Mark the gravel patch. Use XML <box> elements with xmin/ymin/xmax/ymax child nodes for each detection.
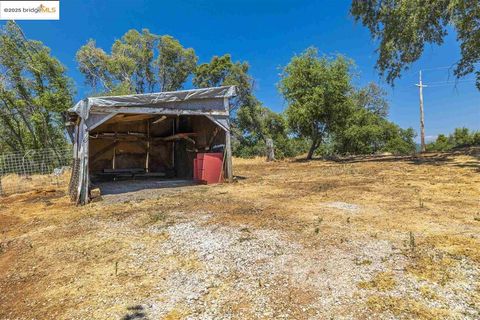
<box><xmin>323</xmin><ymin>201</ymin><xmax>361</xmax><ymax>213</ymax></box>
<box><xmin>107</xmin><ymin>214</ymin><xmax>396</xmax><ymax>319</ymax></box>
<box><xmin>97</xmin><ymin>179</ymin><xmax>199</xmax><ymax>204</ymax></box>
<box><xmin>57</xmin><ymin>211</ymin><xmax>480</xmax><ymax>319</ymax></box>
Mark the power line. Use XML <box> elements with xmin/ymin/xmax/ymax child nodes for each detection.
<box><xmin>426</xmin><ymin>78</ymin><xmax>476</xmax><ymax>85</ymax></box>
<box><xmin>425</xmin><ymin>79</ymin><xmax>477</xmax><ymax>88</ymax></box>
<box><xmin>413</xmin><ymin>67</ymin><xmax>478</xmax><ymax>153</ymax></box>
<box><xmin>420</xmin><ymin>62</ymin><xmax>480</xmax><ymax>73</ymax></box>
<box><xmin>421</xmin><ymin>66</ymin><xmax>454</xmax><ymax>72</ymax></box>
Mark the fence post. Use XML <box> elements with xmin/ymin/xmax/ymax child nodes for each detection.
<box><xmin>266</xmin><ymin>138</ymin><xmax>275</xmax><ymax>162</ymax></box>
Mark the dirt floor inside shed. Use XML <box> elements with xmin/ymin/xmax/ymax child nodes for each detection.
<box><xmin>0</xmin><ymin>150</ymin><xmax>479</xmax><ymax>319</ymax></box>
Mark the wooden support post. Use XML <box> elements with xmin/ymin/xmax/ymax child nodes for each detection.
<box><xmin>146</xmin><ymin>120</ymin><xmax>150</xmax><ymax>173</ymax></box>
<box><xmin>225</xmin><ymin>129</ymin><xmax>233</xmax><ymax>182</ymax></box>
<box><xmin>171</xmin><ymin>118</ymin><xmax>175</xmax><ymax>169</ymax></box>
<box><xmin>112</xmin><ymin>131</ymin><xmax>116</xmax><ymax>170</ymax></box>
<box><xmin>112</xmin><ymin>145</ymin><xmax>116</xmax><ymax>170</ymax></box>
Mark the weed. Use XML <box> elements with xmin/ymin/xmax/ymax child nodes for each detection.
<box><xmin>238</xmin><ymin>235</ymin><xmax>253</xmax><ymax>242</ymax></box>
<box><xmin>358</xmin><ymin>272</ymin><xmax>396</xmax><ymax>291</ymax></box>
<box><xmin>366</xmin><ymin>295</ymin><xmax>451</xmax><ymax>320</ymax></box>
<box><xmin>149</xmin><ymin>211</ymin><xmax>166</xmax><ymax>224</ymax></box>
<box><xmin>407</xmin><ymin>252</ymin><xmax>455</xmax><ymax>285</ymax></box>
<box><xmin>354</xmin><ymin>257</ymin><xmax>372</xmax><ymax>266</ymax></box>
<box><xmin>164</xmin><ymin>308</ymin><xmax>188</xmax><ymax>320</ymax></box>
<box><xmin>314</xmin><ymin>217</ymin><xmax>323</xmax><ymax>234</ymax></box>
<box><xmin>419</xmin><ymin>286</ymin><xmax>439</xmax><ymax>300</ymax></box>
<box><xmin>409</xmin><ymin>231</ymin><xmax>416</xmax><ymax>253</ymax></box>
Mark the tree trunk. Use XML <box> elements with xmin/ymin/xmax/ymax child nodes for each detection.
<box><xmin>306</xmin><ymin>138</ymin><xmax>318</xmax><ymax>160</ymax></box>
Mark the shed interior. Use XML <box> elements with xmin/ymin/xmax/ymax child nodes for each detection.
<box><xmin>89</xmin><ymin>113</ymin><xmax>225</xmax><ymax>183</ymax></box>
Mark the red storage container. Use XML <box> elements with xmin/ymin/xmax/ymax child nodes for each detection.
<box><xmin>194</xmin><ymin>153</ymin><xmax>223</xmax><ymax>184</ymax></box>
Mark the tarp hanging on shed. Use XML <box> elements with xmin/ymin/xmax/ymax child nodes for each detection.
<box><xmin>206</xmin><ymin>115</ymin><xmax>230</xmax><ymax>132</ymax></box>
<box><xmin>71</xmin><ymin>86</ymin><xmax>236</xmax><ymax>119</ymax></box>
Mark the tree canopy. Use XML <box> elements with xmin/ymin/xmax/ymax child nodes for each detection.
<box><xmin>76</xmin><ymin>29</ymin><xmax>198</xmax><ymax>95</ymax></box>
<box><xmin>279</xmin><ymin>47</ymin><xmax>354</xmax><ymax>159</ymax></box>
<box><xmin>353</xmin><ymin>82</ymin><xmax>389</xmax><ymax>118</ymax></box>
<box><xmin>351</xmin><ymin>0</ymin><xmax>480</xmax><ymax>89</ymax></box>
<box><xmin>193</xmin><ymin>54</ymin><xmax>255</xmax><ymax>111</ymax></box>
<box><xmin>427</xmin><ymin>127</ymin><xmax>480</xmax><ymax>151</ymax></box>
<box><xmin>331</xmin><ymin>81</ymin><xmax>414</xmax><ymax>155</ymax></box>
<box><xmin>192</xmin><ymin>54</ymin><xmax>287</xmax><ymax>157</ymax></box>
<box><xmin>333</xmin><ymin>105</ymin><xmax>416</xmax><ymax>155</ymax></box>
<box><xmin>235</xmin><ymin>103</ymin><xmax>304</xmax><ymax>159</ymax></box>
<box><xmin>0</xmin><ymin>21</ymin><xmax>74</xmax><ymax>153</ymax></box>
<box><xmin>157</xmin><ymin>35</ymin><xmax>198</xmax><ymax>92</ymax></box>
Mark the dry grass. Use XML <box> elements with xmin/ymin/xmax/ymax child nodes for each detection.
<box><xmin>1</xmin><ymin>169</ymin><xmax>70</xmax><ymax>196</ymax></box>
<box><xmin>419</xmin><ymin>285</ymin><xmax>439</xmax><ymax>300</ymax></box>
<box><xmin>0</xmin><ymin>149</ymin><xmax>479</xmax><ymax>319</ymax></box>
<box><xmin>407</xmin><ymin>251</ymin><xmax>457</xmax><ymax>285</ymax></box>
<box><xmin>366</xmin><ymin>295</ymin><xmax>451</xmax><ymax>320</ymax></box>
<box><xmin>358</xmin><ymin>271</ymin><xmax>397</xmax><ymax>291</ymax></box>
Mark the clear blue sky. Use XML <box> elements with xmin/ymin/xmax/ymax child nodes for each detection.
<box><xmin>4</xmin><ymin>0</ymin><xmax>479</xmax><ymax>141</ymax></box>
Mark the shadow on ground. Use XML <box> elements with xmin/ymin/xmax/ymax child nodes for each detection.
<box><xmin>96</xmin><ymin>179</ymin><xmax>197</xmax><ymax>195</ymax></box>
<box><xmin>121</xmin><ymin>305</ymin><xmax>147</xmax><ymax>320</ymax></box>
<box><xmin>297</xmin><ymin>147</ymin><xmax>480</xmax><ymax>171</ymax></box>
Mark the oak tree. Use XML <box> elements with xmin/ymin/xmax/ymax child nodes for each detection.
<box><xmin>279</xmin><ymin>47</ymin><xmax>354</xmax><ymax>159</ymax></box>
<box><xmin>351</xmin><ymin>0</ymin><xmax>480</xmax><ymax>89</ymax></box>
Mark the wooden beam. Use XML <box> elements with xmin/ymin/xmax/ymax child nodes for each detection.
<box><xmin>90</xmin><ymin>132</ymin><xmax>146</xmax><ymax>139</ymax></box>
<box><xmin>90</xmin><ymin>132</ymin><xmax>196</xmax><ymax>142</ymax></box>
<box><xmin>152</xmin><ymin>115</ymin><xmax>167</xmax><ymax>124</ymax></box>
<box><xmin>159</xmin><ymin>133</ymin><xmax>197</xmax><ymax>142</ymax></box>
<box><xmin>93</xmin><ymin>107</ymin><xmax>228</xmax><ymax>116</ymax></box>
<box><xmin>110</xmin><ymin>114</ymin><xmax>154</xmax><ymax>123</ymax></box>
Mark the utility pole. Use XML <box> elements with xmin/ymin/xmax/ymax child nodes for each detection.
<box><xmin>415</xmin><ymin>70</ymin><xmax>427</xmax><ymax>153</ymax></box>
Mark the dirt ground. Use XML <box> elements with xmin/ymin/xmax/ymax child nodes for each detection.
<box><xmin>1</xmin><ymin>150</ymin><xmax>479</xmax><ymax>319</ymax></box>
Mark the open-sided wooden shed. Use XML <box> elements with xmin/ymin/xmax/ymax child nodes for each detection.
<box><xmin>68</xmin><ymin>86</ymin><xmax>236</xmax><ymax>205</ymax></box>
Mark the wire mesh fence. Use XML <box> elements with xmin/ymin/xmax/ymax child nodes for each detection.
<box><xmin>0</xmin><ymin>147</ymin><xmax>72</xmax><ymax>196</ymax></box>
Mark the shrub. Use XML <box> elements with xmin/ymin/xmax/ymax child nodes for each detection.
<box><xmin>426</xmin><ymin>128</ymin><xmax>479</xmax><ymax>152</ymax></box>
